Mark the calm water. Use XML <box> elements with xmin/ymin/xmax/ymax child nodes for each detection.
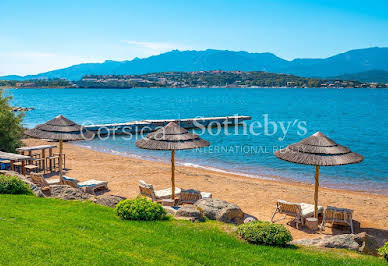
<box><xmin>6</xmin><ymin>88</ymin><xmax>388</xmax><ymax>194</ymax></box>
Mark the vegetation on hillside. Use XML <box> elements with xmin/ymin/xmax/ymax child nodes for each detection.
<box><xmin>0</xmin><ymin>195</ymin><xmax>384</xmax><ymax>265</ymax></box>
<box><xmin>77</xmin><ymin>71</ymin><xmax>384</xmax><ymax>88</ymax></box>
<box><xmin>0</xmin><ymin>90</ymin><xmax>24</xmax><ymax>152</ymax></box>
<box><xmin>0</xmin><ymin>78</ymin><xmax>72</xmax><ymax>88</ymax></box>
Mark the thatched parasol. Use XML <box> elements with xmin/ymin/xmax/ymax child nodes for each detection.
<box><xmin>274</xmin><ymin>131</ymin><xmax>363</xmax><ymax>217</ymax></box>
<box><xmin>136</xmin><ymin>122</ymin><xmax>210</xmax><ymax>200</ymax></box>
<box><xmin>25</xmin><ymin>115</ymin><xmax>94</xmax><ymax>178</ymax></box>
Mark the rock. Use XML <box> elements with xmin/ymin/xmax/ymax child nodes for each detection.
<box><xmin>163</xmin><ymin>206</ymin><xmax>178</xmax><ymax>216</ymax></box>
<box><xmin>354</xmin><ymin>232</ymin><xmax>379</xmax><ymax>256</ymax></box>
<box><xmin>0</xmin><ymin>170</ymin><xmax>44</xmax><ymax>197</ymax></box>
<box><xmin>291</xmin><ymin>233</ymin><xmax>379</xmax><ymax>255</ymax></box>
<box><xmin>243</xmin><ymin>215</ymin><xmax>258</xmax><ymax>224</ymax></box>
<box><xmin>217</xmin><ymin>205</ymin><xmax>244</xmax><ymax>224</ymax></box>
<box><xmin>175</xmin><ymin>205</ymin><xmax>203</xmax><ymax>220</ymax></box>
<box><xmin>89</xmin><ymin>194</ymin><xmax>126</xmax><ymax>208</ymax></box>
<box><xmin>50</xmin><ymin>185</ymin><xmax>92</xmax><ymax>200</ymax></box>
<box><xmin>12</xmin><ymin>107</ymin><xmax>34</xmax><ymax>112</ymax></box>
<box><xmin>194</xmin><ymin>198</ymin><xmax>244</xmax><ymax>224</ymax></box>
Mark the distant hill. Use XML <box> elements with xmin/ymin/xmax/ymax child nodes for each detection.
<box><xmin>329</xmin><ymin>70</ymin><xmax>388</xmax><ymax>83</ymax></box>
<box><xmin>1</xmin><ymin>47</ymin><xmax>388</xmax><ymax>81</ymax></box>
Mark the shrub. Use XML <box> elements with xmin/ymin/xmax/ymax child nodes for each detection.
<box><xmin>237</xmin><ymin>220</ymin><xmax>292</xmax><ymax>246</ymax></box>
<box><xmin>115</xmin><ymin>196</ymin><xmax>166</xmax><ymax>221</ymax></box>
<box><xmin>0</xmin><ymin>90</ymin><xmax>24</xmax><ymax>153</ymax></box>
<box><xmin>0</xmin><ymin>175</ymin><xmax>33</xmax><ymax>195</ymax></box>
<box><xmin>378</xmin><ymin>242</ymin><xmax>388</xmax><ymax>262</ymax></box>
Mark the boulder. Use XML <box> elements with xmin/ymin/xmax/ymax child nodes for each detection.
<box><xmin>291</xmin><ymin>233</ymin><xmax>379</xmax><ymax>255</ymax></box>
<box><xmin>243</xmin><ymin>214</ymin><xmax>258</xmax><ymax>224</ymax></box>
<box><xmin>194</xmin><ymin>198</ymin><xmax>244</xmax><ymax>224</ymax></box>
<box><xmin>89</xmin><ymin>194</ymin><xmax>126</xmax><ymax>208</ymax></box>
<box><xmin>354</xmin><ymin>232</ymin><xmax>379</xmax><ymax>256</ymax></box>
<box><xmin>50</xmin><ymin>185</ymin><xmax>93</xmax><ymax>200</ymax></box>
<box><xmin>175</xmin><ymin>205</ymin><xmax>203</xmax><ymax>220</ymax></box>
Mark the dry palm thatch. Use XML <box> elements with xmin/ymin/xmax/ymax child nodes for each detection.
<box><xmin>274</xmin><ymin>131</ymin><xmax>363</xmax><ymax>218</ymax></box>
<box><xmin>136</xmin><ymin>122</ymin><xmax>210</xmax><ymax>150</ymax></box>
<box><xmin>274</xmin><ymin>132</ymin><xmax>364</xmax><ymax>166</ymax></box>
<box><xmin>25</xmin><ymin>115</ymin><xmax>94</xmax><ymax>141</ymax></box>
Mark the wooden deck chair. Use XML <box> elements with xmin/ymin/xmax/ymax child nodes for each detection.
<box><xmin>30</xmin><ymin>173</ymin><xmax>51</xmax><ymax>192</ymax></box>
<box><xmin>138</xmin><ymin>180</ymin><xmax>159</xmax><ymax>202</ymax></box>
<box><xmin>138</xmin><ymin>180</ymin><xmax>181</xmax><ymax>202</ymax></box>
<box><xmin>272</xmin><ymin>200</ymin><xmax>324</xmax><ymax>229</ymax></box>
<box><xmin>321</xmin><ymin>206</ymin><xmax>354</xmax><ymax>233</ymax></box>
<box><xmin>177</xmin><ymin>189</ymin><xmax>202</xmax><ymax>205</ymax></box>
<box><xmin>271</xmin><ymin>200</ymin><xmax>304</xmax><ymax>229</ymax></box>
<box><xmin>60</xmin><ymin>176</ymin><xmax>108</xmax><ymax>194</ymax></box>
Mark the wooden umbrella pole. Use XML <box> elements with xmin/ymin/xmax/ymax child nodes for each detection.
<box><xmin>171</xmin><ymin>149</ymin><xmax>175</xmax><ymax>200</ymax></box>
<box><xmin>59</xmin><ymin>139</ymin><xmax>63</xmax><ymax>179</ymax></box>
<box><xmin>314</xmin><ymin>165</ymin><xmax>320</xmax><ymax>218</ymax></box>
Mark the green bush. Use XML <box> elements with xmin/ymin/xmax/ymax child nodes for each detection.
<box><xmin>0</xmin><ymin>90</ymin><xmax>24</xmax><ymax>153</ymax></box>
<box><xmin>0</xmin><ymin>175</ymin><xmax>33</xmax><ymax>195</ymax></box>
<box><xmin>115</xmin><ymin>196</ymin><xmax>166</xmax><ymax>221</ymax></box>
<box><xmin>378</xmin><ymin>242</ymin><xmax>388</xmax><ymax>262</ymax></box>
<box><xmin>237</xmin><ymin>221</ymin><xmax>292</xmax><ymax>246</ymax></box>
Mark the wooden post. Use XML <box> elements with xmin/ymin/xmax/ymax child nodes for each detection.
<box><xmin>42</xmin><ymin>149</ymin><xmax>46</xmax><ymax>174</ymax></box>
<box><xmin>10</xmin><ymin>160</ymin><xmax>14</xmax><ymax>171</ymax></box>
<box><xmin>314</xmin><ymin>165</ymin><xmax>320</xmax><ymax>218</ymax></box>
<box><xmin>171</xmin><ymin>149</ymin><xmax>175</xmax><ymax>200</ymax></box>
<box><xmin>59</xmin><ymin>140</ymin><xmax>63</xmax><ymax>179</ymax></box>
<box><xmin>21</xmin><ymin>160</ymin><xmax>26</xmax><ymax>176</ymax></box>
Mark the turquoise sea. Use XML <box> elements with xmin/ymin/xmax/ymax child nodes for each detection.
<box><xmin>6</xmin><ymin>88</ymin><xmax>388</xmax><ymax>194</ymax></box>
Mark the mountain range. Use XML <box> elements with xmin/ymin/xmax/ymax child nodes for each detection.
<box><xmin>2</xmin><ymin>47</ymin><xmax>388</xmax><ymax>82</ymax></box>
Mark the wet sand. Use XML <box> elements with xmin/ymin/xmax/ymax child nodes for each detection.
<box><xmin>23</xmin><ymin>138</ymin><xmax>388</xmax><ymax>243</ymax></box>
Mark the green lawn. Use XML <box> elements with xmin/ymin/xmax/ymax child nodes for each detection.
<box><xmin>0</xmin><ymin>195</ymin><xmax>384</xmax><ymax>265</ymax></box>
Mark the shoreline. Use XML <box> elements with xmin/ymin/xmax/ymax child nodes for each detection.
<box><xmin>22</xmin><ymin>138</ymin><xmax>388</xmax><ymax>242</ymax></box>
<box><xmin>75</xmin><ymin>142</ymin><xmax>388</xmax><ymax>197</ymax></box>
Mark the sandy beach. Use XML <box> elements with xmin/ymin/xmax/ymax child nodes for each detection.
<box><xmin>23</xmin><ymin>138</ymin><xmax>388</xmax><ymax>243</ymax></box>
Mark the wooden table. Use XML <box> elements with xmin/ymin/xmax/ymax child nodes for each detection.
<box><xmin>17</xmin><ymin>145</ymin><xmax>57</xmax><ymax>173</ymax></box>
<box><xmin>0</xmin><ymin>151</ymin><xmax>31</xmax><ymax>176</ymax></box>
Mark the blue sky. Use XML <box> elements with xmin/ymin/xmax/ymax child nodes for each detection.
<box><xmin>1</xmin><ymin>0</ymin><xmax>387</xmax><ymax>75</ymax></box>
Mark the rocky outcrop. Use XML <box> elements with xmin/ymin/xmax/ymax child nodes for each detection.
<box><xmin>12</xmin><ymin>107</ymin><xmax>34</xmax><ymax>112</ymax></box>
<box><xmin>50</xmin><ymin>185</ymin><xmax>93</xmax><ymax>200</ymax></box>
<box><xmin>194</xmin><ymin>198</ymin><xmax>244</xmax><ymax>224</ymax></box>
<box><xmin>291</xmin><ymin>233</ymin><xmax>379</xmax><ymax>255</ymax></box>
<box><xmin>0</xmin><ymin>170</ymin><xmax>44</xmax><ymax>197</ymax></box>
<box><xmin>89</xmin><ymin>194</ymin><xmax>126</xmax><ymax>208</ymax></box>
<box><xmin>354</xmin><ymin>232</ymin><xmax>380</xmax><ymax>256</ymax></box>
<box><xmin>175</xmin><ymin>205</ymin><xmax>204</xmax><ymax>221</ymax></box>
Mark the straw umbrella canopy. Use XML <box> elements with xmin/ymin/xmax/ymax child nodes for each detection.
<box><xmin>136</xmin><ymin>122</ymin><xmax>210</xmax><ymax>200</ymax></box>
<box><xmin>274</xmin><ymin>131</ymin><xmax>363</xmax><ymax>218</ymax></box>
<box><xmin>25</xmin><ymin>115</ymin><xmax>94</xmax><ymax>178</ymax></box>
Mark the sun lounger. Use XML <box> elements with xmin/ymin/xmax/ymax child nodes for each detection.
<box><xmin>321</xmin><ymin>206</ymin><xmax>354</xmax><ymax>233</ymax></box>
<box><xmin>177</xmin><ymin>189</ymin><xmax>213</xmax><ymax>205</ymax></box>
<box><xmin>30</xmin><ymin>173</ymin><xmax>56</xmax><ymax>192</ymax></box>
<box><xmin>271</xmin><ymin>200</ymin><xmax>324</xmax><ymax>229</ymax></box>
<box><xmin>61</xmin><ymin>176</ymin><xmax>108</xmax><ymax>194</ymax></box>
<box><xmin>139</xmin><ymin>180</ymin><xmax>181</xmax><ymax>202</ymax></box>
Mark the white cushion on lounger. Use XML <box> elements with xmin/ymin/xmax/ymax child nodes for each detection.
<box><xmin>300</xmin><ymin>203</ymin><xmax>323</xmax><ymax>218</ymax></box>
<box><xmin>154</xmin><ymin>187</ymin><xmax>181</xmax><ymax>199</ymax></box>
<box><xmin>200</xmin><ymin>192</ymin><xmax>212</xmax><ymax>198</ymax></box>
<box><xmin>78</xmin><ymin>179</ymin><xmax>107</xmax><ymax>188</ymax></box>
<box><xmin>46</xmin><ymin>178</ymin><xmax>60</xmax><ymax>185</ymax></box>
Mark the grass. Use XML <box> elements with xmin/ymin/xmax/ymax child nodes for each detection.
<box><xmin>0</xmin><ymin>195</ymin><xmax>384</xmax><ymax>265</ymax></box>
